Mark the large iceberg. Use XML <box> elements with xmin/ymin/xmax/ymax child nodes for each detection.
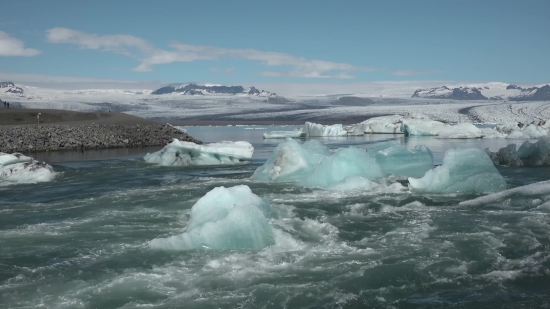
<box><xmin>487</xmin><ymin>137</ymin><xmax>550</xmax><ymax>167</ymax></box>
<box><xmin>149</xmin><ymin>185</ymin><xmax>275</xmax><ymax>250</ymax></box>
<box><xmin>400</xmin><ymin>120</ymin><xmax>483</xmax><ymax>139</ymax></box>
<box><xmin>144</xmin><ymin>139</ymin><xmax>254</xmax><ymax>166</ymax></box>
<box><xmin>251</xmin><ymin>139</ymin><xmax>332</xmax><ymax>183</ymax></box>
<box><xmin>505</xmin><ymin>124</ymin><xmax>548</xmax><ymax>139</ymax></box>
<box><xmin>252</xmin><ymin>139</ymin><xmax>434</xmax><ymax>190</ymax></box>
<box><xmin>367</xmin><ymin>143</ymin><xmax>434</xmax><ymax>178</ymax></box>
<box><xmin>409</xmin><ymin>148</ymin><xmax>507</xmax><ymax>194</ymax></box>
<box><xmin>0</xmin><ymin>152</ymin><xmax>56</xmax><ymax>185</ymax></box>
<box><xmin>263</xmin><ymin>129</ymin><xmax>307</xmax><ymax>139</ymax></box>
<box><xmin>304</xmin><ymin>122</ymin><xmax>348</xmax><ymax>137</ymax></box>
<box><xmin>345</xmin><ymin>115</ymin><xmax>406</xmax><ymax>135</ymax></box>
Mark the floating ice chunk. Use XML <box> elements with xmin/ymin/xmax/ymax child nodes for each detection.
<box><xmin>263</xmin><ymin>129</ymin><xmax>306</xmax><ymax>139</ymax></box>
<box><xmin>488</xmin><ymin>137</ymin><xmax>550</xmax><ymax>166</ymax></box>
<box><xmin>0</xmin><ymin>152</ymin><xmax>33</xmax><ymax>166</ymax></box>
<box><xmin>144</xmin><ymin>139</ymin><xmax>254</xmax><ymax>166</ymax></box>
<box><xmin>505</xmin><ymin>130</ymin><xmax>526</xmax><ymax>139</ymax></box>
<box><xmin>305</xmin><ymin>122</ymin><xmax>348</xmax><ymax>137</ymax></box>
<box><xmin>301</xmin><ymin>147</ymin><xmax>384</xmax><ymax>187</ymax></box>
<box><xmin>251</xmin><ymin>139</ymin><xmax>331</xmax><ymax>182</ymax></box>
<box><xmin>459</xmin><ymin>180</ymin><xmax>550</xmax><ymax>210</ymax></box>
<box><xmin>345</xmin><ymin>115</ymin><xmax>405</xmax><ymax>135</ymax></box>
<box><xmin>149</xmin><ymin>185</ymin><xmax>275</xmax><ymax>250</ymax></box>
<box><xmin>480</xmin><ymin>127</ymin><xmax>507</xmax><ymax>138</ymax></box>
<box><xmin>400</xmin><ymin>119</ymin><xmax>449</xmax><ymax>136</ymax></box>
<box><xmin>367</xmin><ymin>143</ymin><xmax>434</xmax><ymax>178</ymax></box>
<box><xmin>436</xmin><ymin>123</ymin><xmax>483</xmax><ymax>139</ymax></box>
<box><xmin>252</xmin><ymin>139</ymin><xmax>385</xmax><ymax>190</ymax></box>
<box><xmin>0</xmin><ymin>152</ymin><xmax>56</xmax><ymax>185</ymax></box>
<box><xmin>326</xmin><ymin>176</ymin><xmax>405</xmax><ymax>192</ymax></box>
<box><xmin>409</xmin><ymin>148</ymin><xmax>506</xmax><ymax>193</ymax></box>
<box><xmin>400</xmin><ymin>120</ymin><xmax>483</xmax><ymax>139</ymax></box>
<box><xmin>497</xmin><ymin>122</ymin><xmax>521</xmax><ymax>134</ymax></box>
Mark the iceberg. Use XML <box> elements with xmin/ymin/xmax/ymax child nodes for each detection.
<box><xmin>0</xmin><ymin>152</ymin><xmax>56</xmax><ymax>185</ymax></box>
<box><xmin>144</xmin><ymin>139</ymin><xmax>254</xmax><ymax>166</ymax></box>
<box><xmin>480</xmin><ymin>127</ymin><xmax>507</xmax><ymax>138</ymax></box>
<box><xmin>345</xmin><ymin>115</ymin><xmax>406</xmax><ymax>135</ymax></box>
<box><xmin>149</xmin><ymin>185</ymin><xmax>274</xmax><ymax>250</ymax></box>
<box><xmin>367</xmin><ymin>143</ymin><xmax>434</xmax><ymax>178</ymax></box>
<box><xmin>408</xmin><ymin>148</ymin><xmax>506</xmax><ymax>194</ymax></box>
<box><xmin>263</xmin><ymin>129</ymin><xmax>307</xmax><ymax>139</ymax></box>
<box><xmin>487</xmin><ymin>137</ymin><xmax>550</xmax><ymax>167</ymax></box>
<box><xmin>304</xmin><ymin>122</ymin><xmax>348</xmax><ymax>137</ymax></box>
<box><xmin>252</xmin><ymin>139</ymin><xmax>387</xmax><ymax>189</ymax></box>
<box><xmin>505</xmin><ymin>124</ymin><xmax>548</xmax><ymax>139</ymax></box>
<box><xmin>400</xmin><ymin>120</ymin><xmax>483</xmax><ymax>139</ymax></box>
<box><xmin>251</xmin><ymin>139</ymin><xmax>332</xmax><ymax>183</ymax></box>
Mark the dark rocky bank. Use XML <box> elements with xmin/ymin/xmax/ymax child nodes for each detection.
<box><xmin>0</xmin><ymin>124</ymin><xmax>202</xmax><ymax>153</ymax></box>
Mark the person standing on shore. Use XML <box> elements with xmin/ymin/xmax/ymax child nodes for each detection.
<box><xmin>7</xmin><ymin>102</ymin><xmax>9</xmax><ymax>109</ymax></box>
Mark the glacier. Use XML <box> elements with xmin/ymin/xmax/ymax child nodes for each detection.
<box><xmin>367</xmin><ymin>143</ymin><xmax>434</xmax><ymax>178</ymax></box>
<box><xmin>144</xmin><ymin>139</ymin><xmax>254</xmax><ymax>166</ymax></box>
<box><xmin>149</xmin><ymin>185</ymin><xmax>275</xmax><ymax>250</ymax></box>
<box><xmin>305</xmin><ymin>122</ymin><xmax>348</xmax><ymax>137</ymax></box>
<box><xmin>0</xmin><ymin>152</ymin><xmax>56</xmax><ymax>185</ymax></box>
<box><xmin>263</xmin><ymin>129</ymin><xmax>307</xmax><ymax>139</ymax></box>
<box><xmin>408</xmin><ymin>148</ymin><xmax>507</xmax><ymax>194</ymax></box>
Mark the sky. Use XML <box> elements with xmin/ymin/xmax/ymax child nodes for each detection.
<box><xmin>0</xmin><ymin>0</ymin><xmax>549</xmax><ymax>90</ymax></box>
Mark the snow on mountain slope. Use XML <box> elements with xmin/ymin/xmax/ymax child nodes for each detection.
<box><xmin>151</xmin><ymin>83</ymin><xmax>277</xmax><ymax>97</ymax></box>
<box><xmin>412</xmin><ymin>82</ymin><xmax>550</xmax><ymax>101</ymax></box>
<box><xmin>0</xmin><ymin>82</ymin><xmax>24</xmax><ymax>95</ymax></box>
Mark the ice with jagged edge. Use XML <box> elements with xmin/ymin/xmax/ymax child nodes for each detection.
<box><xmin>144</xmin><ymin>139</ymin><xmax>254</xmax><ymax>166</ymax></box>
<box><xmin>305</xmin><ymin>122</ymin><xmax>348</xmax><ymax>137</ymax></box>
<box><xmin>487</xmin><ymin>136</ymin><xmax>550</xmax><ymax>167</ymax></box>
<box><xmin>409</xmin><ymin>148</ymin><xmax>506</xmax><ymax>193</ymax></box>
<box><xmin>0</xmin><ymin>152</ymin><xmax>56</xmax><ymax>185</ymax></box>
<box><xmin>252</xmin><ymin>139</ymin><xmax>434</xmax><ymax>191</ymax></box>
<box><xmin>345</xmin><ymin>114</ymin><xmax>430</xmax><ymax>135</ymax></box>
<box><xmin>505</xmin><ymin>123</ymin><xmax>549</xmax><ymax>139</ymax></box>
<box><xmin>400</xmin><ymin>119</ymin><xmax>483</xmax><ymax>139</ymax></box>
<box><xmin>366</xmin><ymin>142</ymin><xmax>434</xmax><ymax>178</ymax></box>
<box><xmin>263</xmin><ymin>129</ymin><xmax>306</xmax><ymax>139</ymax></box>
<box><xmin>149</xmin><ymin>185</ymin><xmax>275</xmax><ymax>250</ymax></box>
<box><xmin>459</xmin><ymin>179</ymin><xmax>550</xmax><ymax>211</ymax></box>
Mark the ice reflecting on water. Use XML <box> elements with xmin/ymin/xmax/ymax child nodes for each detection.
<box><xmin>1</xmin><ymin>125</ymin><xmax>549</xmax><ymax>309</ymax></box>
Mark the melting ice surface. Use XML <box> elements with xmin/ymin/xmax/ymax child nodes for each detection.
<box><xmin>149</xmin><ymin>185</ymin><xmax>274</xmax><ymax>250</ymax></box>
<box><xmin>409</xmin><ymin>147</ymin><xmax>507</xmax><ymax>193</ymax></box>
<box><xmin>263</xmin><ymin>129</ymin><xmax>306</xmax><ymax>139</ymax></box>
<box><xmin>0</xmin><ymin>152</ymin><xmax>56</xmax><ymax>185</ymax></box>
<box><xmin>487</xmin><ymin>136</ymin><xmax>550</xmax><ymax>167</ymax></box>
<box><xmin>144</xmin><ymin>139</ymin><xmax>254</xmax><ymax>166</ymax></box>
<box><xmin>304</xmin><ymin>121</ymin><xmax>348</xmax><ymax>136</ymax></box>
<box><xmin>252</xmin><ymin>139</ymin><xmax>434</xmax><ymax>190</ymax></box>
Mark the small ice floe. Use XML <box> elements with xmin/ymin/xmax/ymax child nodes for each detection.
<box><xmin>144</xmin><ymin>139</ymin><xmax>254</xmax><ymax>166</ymax></box>
<box><xmin>0</xmin><ymin>152</ymin><xmax>56</xmax><ymax>185</ymax></box>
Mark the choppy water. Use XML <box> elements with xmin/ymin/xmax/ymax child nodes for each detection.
<box><xmin>1</xmin><ymin>126</ymin><xmax>550</xmax><ymax>309</ymax></box>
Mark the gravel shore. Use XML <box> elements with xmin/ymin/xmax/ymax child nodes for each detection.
<box><xmin>0</xmin><ymin>109</ymin><xmax>201</xmax><ymax>152</ymax></box>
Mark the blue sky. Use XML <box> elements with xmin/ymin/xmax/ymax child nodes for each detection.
<box><xmin>0</xmin><ymin>0</ymin><xmax>549</xmax><ymax>87</ymax></box>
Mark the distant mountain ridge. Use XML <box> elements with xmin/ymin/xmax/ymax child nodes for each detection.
<box><xmin>151</xmin><ymin>83</ymin><xmax>276</xmax><ymax>97</ymax></box>
<box><xmin>412</xmin><ymin>82</ymin><xmax>550</xmax><ymax>101</ymax></box>
<box><xmin>0</xmin><ymin>82</ymin><xmax>24</xmax><ymax>95</ymax></box>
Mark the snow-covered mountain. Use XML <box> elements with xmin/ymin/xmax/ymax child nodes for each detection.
<box><xmin>0</xmin><ymin>82</ymin><xmax>24</xmax><ymax>95</ymax></box>
<box><xmin>412</xmin><ymin>82</ymin><xmax>550</xmax><ymax>101</ymax></box>
<box><xmin>151</xmin><ymin>83</ymin><xmax>277</xmax><ymax>97</ymax></box>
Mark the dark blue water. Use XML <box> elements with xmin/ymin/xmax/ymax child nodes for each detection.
<box><xmin>1</xmin><ymin>126</ymin><xmax>549</xmax><ymax>308</ymax></box>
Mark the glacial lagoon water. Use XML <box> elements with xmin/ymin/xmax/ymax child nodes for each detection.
<box><xmin>1</xmin><ymin>125</ymin><xmax>550</xmax><ymax>308</ymax></box>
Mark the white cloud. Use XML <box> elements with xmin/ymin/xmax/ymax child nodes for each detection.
<box><xmin>392</xmin><ymin>70</ymin><xmax>441</xmax><ymax>76</ymax></box>
<box><xmin>46</xmin><ymin>27</ymin><xmax>373</xmax><ymax>79</ymax></box>
<box><xmin>0</xmin><ymin>31</ymin><xmax>41</xmax><ymax>57</ymax></box>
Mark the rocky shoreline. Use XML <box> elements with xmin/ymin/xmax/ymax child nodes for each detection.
<box><xmin>0</xmin><ymin>123</ymin><xmax>202</xmax><ymax>153</ymax></box>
